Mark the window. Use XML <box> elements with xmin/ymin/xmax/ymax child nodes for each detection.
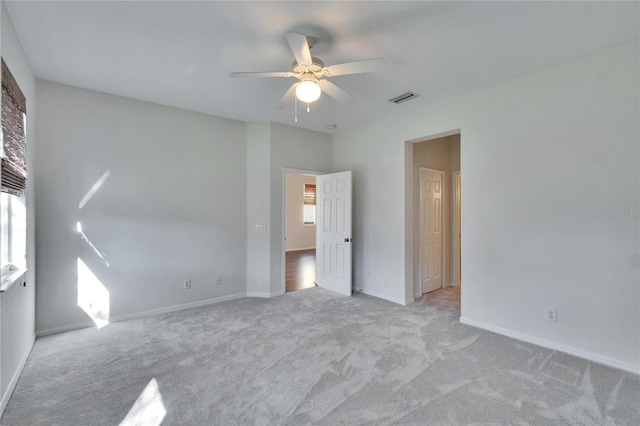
<box><xmin>1</xmin><ymin>58</ymin><xmax>27</xmax><ymax>276</ymax></box>
<box><xmin>0</xmin><ymin>192</ymin><xmax>26</xmax><ymax>272</ymax></box>
<box><xmin>303</xmin><ymin>183</ymin><xmax>316</xmax><ymax>225</ymax></box>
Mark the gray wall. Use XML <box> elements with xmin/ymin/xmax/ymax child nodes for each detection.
<box><xmin>34</xmin><ymin>81</ymin><xmax>247</xmax><ymax>335</ymax></box>
<box><xmin>0</xmin><ymin>1</ymin><xmax>37</xmax><ymax>412</ymax></box>
<box><xmin>245</xmin><ymin>122</ymin><xmax>332</xmax><ymax>297</ymax></box>
<box><xmin>269</xmin><ymin>123</ymin><xmax>332</xmax><ymax>295</ymax></box>
<box><xmin>333</xmin><ymin>41</ymin><xmax>639</xmax><ymax>372</ymax></box>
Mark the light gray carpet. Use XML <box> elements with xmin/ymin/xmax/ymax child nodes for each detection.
<box><xmin>2</xmin><ymin>287</ymin><xmax>639</xmax><ymax>425</ymax></box>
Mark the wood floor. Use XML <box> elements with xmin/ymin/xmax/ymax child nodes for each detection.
<box><xmin>286</xmin><ymin>249</ymin><xmax>316</xmax><ymax>292</ymax></box>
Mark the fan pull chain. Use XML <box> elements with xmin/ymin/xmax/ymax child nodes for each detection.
<box><xmin>294</xmin><ymin>96</ymin><xmax>298</xmax><ymax>123</ymax></box>
<box><xmin>307</xmin><ymin>103</ymin><xmax>310</xmax><ymax>113</ymax></box>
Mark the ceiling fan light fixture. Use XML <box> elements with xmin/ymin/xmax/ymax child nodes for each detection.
<box><xmin>295</xmin><ymin>80</ymin><xmax>321</xmax><ymax>103</ymax></box>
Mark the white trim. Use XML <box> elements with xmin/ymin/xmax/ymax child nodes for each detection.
<box><xmin>246</xmin><ymin>290</ymin><xmax>283</xmax><ymax>298</ymax></box>
<box><xmin>112</xmin><ymin>293</ymin><xmax>246</xmax><ymax>323</ymax></box>
<box><xmin>452</xmin><ymin>170</ymin><xmax>461</xmax><ymax>287</ymax></box>
<box><xmin>417</xmin><ymin>167</ymin><xmax>445</xmax><ymax>296</ymax></box>
<box><xmin>37</xmin><ymin>321</ymin><xmax>96</xmax><ymax>338</ymax></box>
<box><xmin>0</xmin><ymin>267</ymin><xmax>27</xmax><ymax>293</ymax></box>
<box><xmin>360</xmin><ymin>288</ymin><xmax>411</xmax><ymax>306</ymax></box>
<box><xmin>281</xmin><ymin>168</ymin><xmax>324</xmax><ymax>295</ymax></box>
<box><xmin>37</xmin><ymin>293</ymin><xmax>246</xmax><ymax>337</ymax></box>
<box><xmin>246</xmin><ymin>292</ymin><xmax>270</xmax><ymax>298</ymax></box>
<box><xmin>460</xmin><ymin>316</ymin><xmax>640</xmax><ymax>375</ymax></box>
<box><xmin>1</xmin><ymin>333</ymin><xmax>35</xmax><ymax>415</ymax></box>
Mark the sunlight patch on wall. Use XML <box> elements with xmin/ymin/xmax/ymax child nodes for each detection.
<box><xmin>77</xmin><ymin>257</ymin><xmax>110</xmax><ymax>329</ymax></box>
<box><xmin>79</xmin><ymin>170</ymin><xmax>111</xmax><ymax>209</ymax></box>
<box><xmin>77</xmin><ymin>221</ymin><xmax>110</xmax><ymax>267</ymax></box>
<box><xmin>119</xmin><ymin>378</ymin><xmax>167</xmax><ymax>426</ymax></box>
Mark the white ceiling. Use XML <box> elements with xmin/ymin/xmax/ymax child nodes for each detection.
<box><xmin>4</xmin><ymin>1</ymin><xmax>639</xmax><ymax>134</ymax></box>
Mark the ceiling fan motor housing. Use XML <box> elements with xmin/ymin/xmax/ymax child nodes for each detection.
<box><xmin>292</xmin><ymin>57</ymin><xmax>325</xmax><ymax>78</ymax></box>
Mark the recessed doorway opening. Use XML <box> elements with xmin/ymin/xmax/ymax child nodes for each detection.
<box><xmin>283</xmin><ymin>170</ymin><xmax>319</xmax><ymax>293</ymax></box>
<box><xmin>412</xmin><ymin>133</ymin><xmax>461</xmax><ymax>297</ymax></box>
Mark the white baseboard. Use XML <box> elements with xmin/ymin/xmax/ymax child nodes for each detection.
<box><xmin>1</xmin><ymin>333</ymin><xmax>35</xmax><ymax>415</ymax></box>
<box><xmin>246</xmin><ymin>290</ymin><xmax>283</xmax><ymax>298</ymax></box>
<box><xmin>460</xmin><ymin>316</ymin><xmax>640</xmax><ymax>375</ymax></box>
<box><xmin>36</xmin><ymin>293</ymin><xmax>246</xmax><ymax>338</ymax></box>
<box><xmin>112</xmin><ymin>293</ymin><xmax>246</xmax><ymax>323</ymax></box>
<box><xmin>285</xmin><ymin>247</ymin><xmax>315</xmax><ymax>252</ymax></box>
<box><xmin>37</xmin><ymin>321</ymin><xmax>96</xmax><ymax>338</ymax></box>
<box><xmin>359</xmin><ymin>288</ymin><xmax>410</xmax><ymax>305</ymax></box>
<box><xmin>246</xmin><ymin>292</ymin><xmax>270</xmax><ymax>298</ymax></box>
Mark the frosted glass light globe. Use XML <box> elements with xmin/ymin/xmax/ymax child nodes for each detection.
<box><xmin>295</xmin><ymin>81</ymin><xmax>321</xmax><ymax>103</ymax></box>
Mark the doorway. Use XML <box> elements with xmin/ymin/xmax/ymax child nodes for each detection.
<box><xmin>283</xmin><ymin>171</ymin><xmax>318</xmax><ymax>292</ymax></box>
<box><xmin>412</xmin><ymin>133</ymin><xmax>461</xmax><ymax>297</ymax></box>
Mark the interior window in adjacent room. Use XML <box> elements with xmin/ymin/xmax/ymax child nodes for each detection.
<box><xmin>303</xmin><ymin>182</ymin><xmax>316</xmax><ymax>225</ymax></box>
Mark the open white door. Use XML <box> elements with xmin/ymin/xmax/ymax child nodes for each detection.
<box><xmin>315</xmin><ymin>171</ymin><xmax>352</xmax><ymax>296</ymax></box>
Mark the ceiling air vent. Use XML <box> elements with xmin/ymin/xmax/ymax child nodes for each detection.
<box><xmin>389</xmin><ymin>91</ymin><xmax>419</xmax><ymax>104</ymax></box>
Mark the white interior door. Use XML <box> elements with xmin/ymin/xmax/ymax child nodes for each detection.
<box><xmin>420</xmin><ymin>168</ymin><xmax>443</xmax><ymax>294</ymax></box>
<box><xmin>315</xmin><ymin>171</ymin><xmax>352</xmax><ymax>296</ymax></box>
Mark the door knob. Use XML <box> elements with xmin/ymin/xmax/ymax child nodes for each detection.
<box><xmin>344</xmin><ymin>238</ymin><xmax>352</xmax><ymax>243</ymax></box>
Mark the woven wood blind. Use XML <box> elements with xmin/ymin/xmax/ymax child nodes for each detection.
<box><xmin>1</xmin><ymin>58</ymin><xmax>27</xmax><ymax>196</ymax></box>
<box><xmin>303</xmin><ymin>183</ymin><xmax>316</xmax><ymax>205</ymax></box>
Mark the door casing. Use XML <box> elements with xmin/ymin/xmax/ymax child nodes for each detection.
<box><xmin>452</xmin><ymin>170</ymin><xmax>461</xmax><ymax>287</ymax></box>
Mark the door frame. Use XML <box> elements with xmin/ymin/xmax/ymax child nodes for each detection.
<box><xmin>281</xmin><ymin>168</ymin><xmax>324</xmax><ymax>295</ymax></box>
<box><xmin>452</xmin><ymin>170</ymin><xmax>461</xmax><ymax>287</ymax></box>
<box><xmin>417</xmin><ymin>167</ymin><xmax>445</xmax><ymax>296</ymax></box>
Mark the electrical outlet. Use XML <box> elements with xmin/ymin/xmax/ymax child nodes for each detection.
<box><xmin>215</xmin><ymin>275</ymin><xmax>222</xmax><ymax>285</ymax></box>
<box><xmin>547</xmin><ymin>308</ymin><xmax>557</xmax><ymax>322</ymax></box>
<box><xmin>183</xmin><ymin>279</ymin><xmax>191</xmax><ymax>290</ymax></box>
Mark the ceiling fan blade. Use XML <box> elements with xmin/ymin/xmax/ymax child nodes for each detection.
<box><xmin>323</xmin><ymin>58</ymin><xmax>386</xmax><ymax>77</ymax></box>
<box><xmin>285</xmin><ymin>32</ymin><xmax>312</xmax><ymax>66</ymax></box>
<box><xmin>318</xmin><ymin>80</ymin><xmax>355</xmax><ymax>104</ymax></box>
<box><xmin>276</xmin><ymin>82</ymin><xmax>298</xmax><ymax>109</ymax></box>
<box><xmin>229</xmin><ymin>71</ymin><xmax>295</xmax><ymax>78</ymax></box>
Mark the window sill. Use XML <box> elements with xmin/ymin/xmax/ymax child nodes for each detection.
<box><xmin>0</xmin><ymin>266</ymin><xmax>27</xmax><ymax>293</ymax></box>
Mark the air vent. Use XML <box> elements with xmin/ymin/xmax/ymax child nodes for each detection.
<box><xmin>389</xmin><ymin>91</ymin><xmax>419</xmax><ymax>104</ymax></box>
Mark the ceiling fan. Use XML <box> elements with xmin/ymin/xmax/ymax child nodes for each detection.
<box><xmin>230</xmin><ymin>32</ymin><xmax>385</xmax><ymax>110</ymax></box>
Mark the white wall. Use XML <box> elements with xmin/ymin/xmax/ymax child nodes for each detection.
<box><xmin>34</xmin><ymin>81</ymin><xmax>247</xmax><ymax>335</ymax></box>
<box><xmin>246</xmin><ymin>122</ymin><xmax>332</xmax><ymax>297</ymax></box>
<box><xmin>0</xmin><ymin>0</ymin><xmax>37</xmax><ymax>413</ymax></box>
<box><xmin>269</xmin><ymin>123</ymin><xmax>332</xmax><ymax>295</ymax></box>
<box><xmin>246</xmin><ymin>122</ymin><xmax>272</xmax><ymax>297</ymax></box>
<box><xmin>333</xmin><ymin>41</ymin><xmax>640</xmax><ymax>373</ymax></box>
<box><xmin>285</xmin><ymin>173</ymin><xmax>316</xmax><ymax>251</ymax></box>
